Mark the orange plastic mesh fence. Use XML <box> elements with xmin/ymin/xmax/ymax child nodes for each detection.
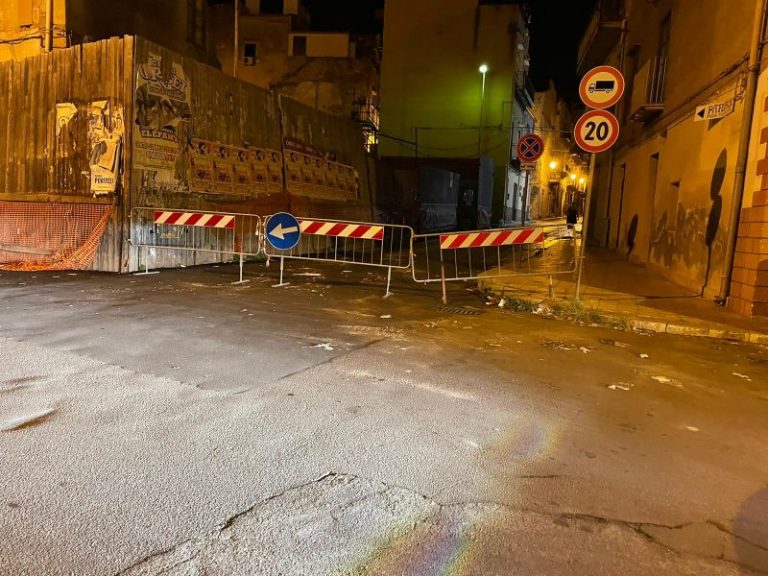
<box><xmin>0</xmin><ymin>202</ymin><xmax>113</xmax><ymax>271</ymax></box>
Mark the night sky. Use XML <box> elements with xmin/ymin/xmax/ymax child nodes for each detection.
<box><xmin>305</xmin><ymin>0</ymin><xmax>597</xmax><ymax>106</ymax></box>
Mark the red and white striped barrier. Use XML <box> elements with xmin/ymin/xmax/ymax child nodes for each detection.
<box><xmin>299</xmin><ymin>219</ymin><xmax>384</xmax><ymax>241</ymax></box>
<box><xmin>154</xmin><ymin>211</ymin><xmax>236</xmax><ymax>229</ymax></box>
<box><xmin>439</xmin><ymin>228</ymin><xmax>544</xmax><ymax>250</ymax></box>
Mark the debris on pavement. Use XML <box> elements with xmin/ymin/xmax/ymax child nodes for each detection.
<box><xmin>380</xmin><ymin>315</ymin><xmax>392</xmax><ymax>319</ymax></box>
<box><xmin>608</xmin><ymin>384</ymin><xmax>632</xmax><ymax>391</ymax></box>
<box><xmin>685</xmin><ymin>426</ymin><xmax>700</xmax><ymax>432</ymax></box>
<box><xmin>732</xmin><ymin>372</ymin><xmax>752</xmax><ymax>381</ymax></box>
<box><xmin>639</xmin><ymin>353</ymin><xmax>650</xmax><ymax>359</ymax></box>
<box><xmin>651</xmin><ymin>376</ymin><xmax>672</xmax><ymax>384</ymax></box>
<box><xmin>579</xmin><ymin>346</ymin><xmax>592</xmax><ymax>354</ymax></box>
<box><xmin>542</xmin><ymin>340</ymin><xmax>577</xmax><ymax>351</ymax></box>
<box><xmin>313</xmin><ymin>343</ymin><xmax>335</xmax><ymax>351</ymax></box>
<box><xmin>599</xmin><ymin>338</ymin><xmax>630</xmax><ymax>348</ymax></box>
<box><xmin>497</xmin><ymin>298</ymin><xmax>507</xmax><ymax>308</ymax></box>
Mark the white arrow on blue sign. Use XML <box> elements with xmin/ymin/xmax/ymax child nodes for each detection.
<box><xmin>266</xmin><ymin>212</ymin><xmax>301</xmax><ymax>251</ymax></box>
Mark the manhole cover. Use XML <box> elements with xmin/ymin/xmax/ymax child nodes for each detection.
<box><xmin>435</xmin><ymin>306</ymin><xmax>483</xmax><ymax>316</ymax></box>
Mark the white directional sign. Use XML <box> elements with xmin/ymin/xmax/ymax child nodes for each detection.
<box><xmin>266</xmin><ymin>212</ymin><xmax>301</xmax><ymax>251</ymax></box>
<box><xmin>579</xmin><ymin>66</ymin><xmax>625</xmax><ymax>110</ymax></box>
<box><xmin>694</xmin><ymin>100</ymin><xmax>735</xmax><ymax>122</ymax></box>
<box><xmin>574</xmin><ymin>110</ymin><xmax>620</xmax><ymax>153</ymax></box>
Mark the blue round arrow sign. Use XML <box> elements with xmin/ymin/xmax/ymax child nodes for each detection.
<box><xmin>266</xmin><ymin>212</ymin><xmax>301</xmax><ymax>251</ymax></box>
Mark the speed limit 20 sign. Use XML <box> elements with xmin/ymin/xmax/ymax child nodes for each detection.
<box><xmin>574</xmin><ymin>110</ymin><xmax>620</xmax><ymax>153</ymax></box>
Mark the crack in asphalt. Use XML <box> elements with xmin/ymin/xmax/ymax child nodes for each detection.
<box><xmin>115</xmin><ymin>471</ymin><xmax>768</xmax><ymax>576</ymax></box>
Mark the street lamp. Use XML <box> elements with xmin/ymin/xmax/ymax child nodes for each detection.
<box><xmin>478</xmin><ymin>64</ymin><xmax>488</xmax><ymax>157</ymax></box>
<box><xmin>549</xmin><ymin>161</ymin><xmax>558</xmax><ymax>170</ymax></box>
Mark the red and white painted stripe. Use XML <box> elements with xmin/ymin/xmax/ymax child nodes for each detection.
<box><xmin>440</xmin><ymin>228</ymin><xmax>544</xmax><ymax>250</ymax></box>
<box><xmin>154</xmin><ymin>211</ymin><xmax>236</xmax><ymax>229</ymax></box>
<box><xmin>299</xmin><ymin>220</ymin><xmax>384</xmax><ymax>241</ymax></box>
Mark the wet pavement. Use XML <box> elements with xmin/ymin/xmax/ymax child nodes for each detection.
<box><xmin>0</xmin><ymin>261</ymin><xmax>767</xmax><ymax>575</ymax></box>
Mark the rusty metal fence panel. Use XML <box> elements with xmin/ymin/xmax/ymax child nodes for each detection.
<box><xmin>129</xmin><ymin>207</ymin><xmax>262</xmax><ymax>279</ymax></box>
<box><xmin>411</xmin><ymin>224</ymin><xmax>578</xmax><ymax>285</ymax></box>
<box><xmin>261</xmin><ymin>216</ymin><xmax>414</xmax><ymax>295</ymax></box>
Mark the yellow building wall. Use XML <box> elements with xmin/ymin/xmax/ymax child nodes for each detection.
<box><xmin>0</xmin><ymin>0</ymin><xmax>67</xmax><ymax>61</ymax></box>
<box><xmin>289</xmin><ymin>33</ymin><xmax>350</xmax><ymax>58</ymax></box>
<box><xmin>588</xmin><ymin>0</ymin><xmax>755</xmax><ymax>299</ymax></box>
<box><xmin>379</xmin><ymin>0</ymin><xmax>521</xmax><ymax>168</ymax></box>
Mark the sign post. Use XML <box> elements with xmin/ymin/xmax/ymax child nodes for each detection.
<box><xmin>265</xmin><ymin>212</ymin><xmax>302</xmax><ymax>287</ymax></box>
<box><xmin>574</xmin><ymin>66</ymin><xmax>626</xmax><ymax>302</ymax></box>
<box><xmin>517</xmin><ymin>133</ymin><xmax>544</xmax><ymax>226</ymax></box>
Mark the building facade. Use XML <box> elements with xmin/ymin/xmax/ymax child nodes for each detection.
<box><xmin>581</xmin><ymin>0</ymin><xmax>768</xmax><ymax>316</ymax></box>
<box><xmin>378</xmin><ymin>0</ymin><xmax>533</xmax><ymax>227</ymax></box>
<box><xmin>530</xmin><ymin>83</ymin><xmax>587</xmax><ymax>220</ymax></box>
<box><xmin>208</xmin><ymin>0</ymin><xmax>380</xmax><ymax>147</ymax></box>
<box><xmin>0</xmin><ymin>0</ymin><xmax>216</xmax><ymax>64</ymax></box>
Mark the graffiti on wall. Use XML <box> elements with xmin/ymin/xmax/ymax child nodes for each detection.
<box><xmin>189</xmin><ymin>139</ymin><xmax>284</xmax><ymax>197</ymax></box>
<box><xmin>649</xmin><ymin>149</ymin><xmax>726</xmax><ymax>285</ymax></box>
<box><xmin>134</xmin><ymin>53</ymin><xmax>191</xmax><ymax>188</ymax></box>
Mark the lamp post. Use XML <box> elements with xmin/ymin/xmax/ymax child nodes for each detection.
<box><xmin>478</xmin><ymin>64</ymin><xmax>488</xmax><ymax>157</ymax></box>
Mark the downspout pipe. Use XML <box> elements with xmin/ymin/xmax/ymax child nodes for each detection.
<box><xmin>44</xmin><ymin>0</ymin><xmax>54</xmax><ymax>52</ymax></box>
<box><xmin>717</xmin><ymin>0</ymin><xmax>768</xmax><ymax>304</ymax></box>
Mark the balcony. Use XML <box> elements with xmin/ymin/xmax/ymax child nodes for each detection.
<box><xmin>577</xmin><ymin>0</ymin><xmax>625</xmax><ymax>74</ymax></box>
<box><xmin>515</xmin><ymin>73</ymin><xmax>535</xmax><ymax>108</ymax></box>
<box><xmin>629</xmin><ymin>58</ymin><xmax>666</xmax><ymax>122</ymax></box>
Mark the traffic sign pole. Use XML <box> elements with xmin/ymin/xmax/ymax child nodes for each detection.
<box><xmin>575</xmin><ymin>153</ymin><xmax>596</xmax><ymax>302</ymax></box>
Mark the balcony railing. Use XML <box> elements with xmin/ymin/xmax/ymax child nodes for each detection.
<box><xmin>577</xmin><ymin>0</ymin><xmax>625</xmax><ymax>74</ymax></box>
<box><xmin>629</xmin><ymin>57</ymin><xmax>666</xmax><ymax>122</ymax></box>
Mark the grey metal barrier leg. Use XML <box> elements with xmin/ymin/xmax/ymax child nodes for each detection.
<box><xmin>134</xmin><ymin>245</ymin><xmax>159</xmax><ymax>276</ymax></box>
<box><xmin>232</xmin><ymin>252</ymin><xmax>250</xmax><ymax>285</ymax></box>
<box><xmin>440</xmin><ymin>250</ymin><xmax>448</xmax><ymax>305</ymax></box>
<box><xmin>272</xmin><ymin>256</ymin><xmax>290</xmax><ymax>288</ymax></box>
<box><xmin>383</xmin><ymin>266</ymin><xmax>393</xmax><ymax>299</ymax></box>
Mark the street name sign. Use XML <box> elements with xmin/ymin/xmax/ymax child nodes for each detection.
<box><xmin>574</xmin><ymin>110</ymin><xmax>620</xmax><ymax>153</ymax></box>
<box><xmin>517</xmin><ymin>133</ymin><xmax>545</xmax><ymax>162</ymax></box>
<box><xmin>579</xmin><ymin>66</ymin><xmax>625</xmax><ymax>110</ymax></box>
<box><xmin>266</xmin><ymin>212</ymin><xmax>301</xmax><ymax>251</ymax></box>
<box><xmin>694</xmin><ymin>99</ymin><xmax>735</xmax><ymax>122</ymax></box>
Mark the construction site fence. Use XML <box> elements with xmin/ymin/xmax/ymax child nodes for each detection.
<box><xmin>410</xmin><ymin>224</ymin><xmax>579</xmax><ymax>288</ymax></box>
<box><xmin>129</xmin><ymin>207</ymin><xmax>578</xmax><ymax>298</ymax></box>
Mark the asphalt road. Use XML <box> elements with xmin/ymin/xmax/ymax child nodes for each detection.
<box><xmin>0</xmin><ymin>261</ymin><xmax>767</xmax><ymax>575</ymax></box>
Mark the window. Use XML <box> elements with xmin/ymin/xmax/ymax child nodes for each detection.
<box><xmin>243</xmin><ymin>42</ymin><xmax>257</xmax><ymax>65</ymax></box>
<box><xmin>260</xmin><ymin>0</ymin><xmax>284</xmax><ymax>14</ymax></box>
<box><xmin>187</xmin><ymin>0</ymin><xmax>205</xmax><ymax>48</ymax></box>
<box><xmin>658</xmin><ymin>12</ymin><xmax>671</xmax><ymax>99</ymax></box>
<box><xmin>292</xmin><ymin>35</ymin><xmax>307</xmax><ymax>56</ymax></box>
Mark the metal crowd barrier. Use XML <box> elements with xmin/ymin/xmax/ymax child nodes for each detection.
<box><xmin>129</xmin><ymin>207</ymin><xmax>262</xmax><ymax>283</ymax></box>
<box><xmin>262</xmin><ymin>215</ymin><xmax>414</xmax><ymax>297</ymax></box>
<box><xmin>411</xmin><ymin>224</ymin><xmax>578</xmax><ymax>303</ymax></box>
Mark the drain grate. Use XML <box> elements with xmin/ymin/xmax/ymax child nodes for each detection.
<box><xmin>435</xmin><ymin>306</ymin><xmax>484</xmax><ymax>316</ymax></box>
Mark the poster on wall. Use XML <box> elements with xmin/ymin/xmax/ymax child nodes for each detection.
<box><xmin>88</xmin><ymin>100</ymin><xmax>124</xmax><ymax>195</ymax></box>
<box><xmin>267</xmin><ymin>149</ymin><xmax>284</xmax><ymax>194</ymax></box>
<box><xmin>190</xmin><ymin>139</ymin><xmax>214</xmax><ymax>193</ymax></box>
<box><xmin>233</xmin><ymin>148</ymin><xmax>253</xmax><ymax>196</ymax></box>
<box><xmin>134</xmin><ymin>53</ymin><xmax>191</xmax><ymax>186</ymax></box>
<box><xmin>188</xmin><ymin>139</ymin><xmax>282</xmax><ymax>197</ymax></box>
<box><xmin>213</xmin><ymin>144</ymin><xmax>235</xmax><ymax>194</ymax></box>
<box><xmin>285</xmin><ymin>150</ymin><xmax>303</xmax><ymax>195</ymax></box>
<box><xmin>251</xmin><ymin>148</ymin><xmax>269</xmax><ymax>195</ymax></box>
<box><xmin>282</xmin><ymin>139</ymin><xmax>359</xmax><ymax>200</ymax></box>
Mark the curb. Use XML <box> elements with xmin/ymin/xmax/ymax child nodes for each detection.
<box><xmin>628</xmin><ymin>319</ymin><xmax>768</xmax><ymax>344</ymax></box>
<box><xmin>494</xmin><ymin>291</ymin><xmax>768</xmax><ymax>345</ymax></box>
